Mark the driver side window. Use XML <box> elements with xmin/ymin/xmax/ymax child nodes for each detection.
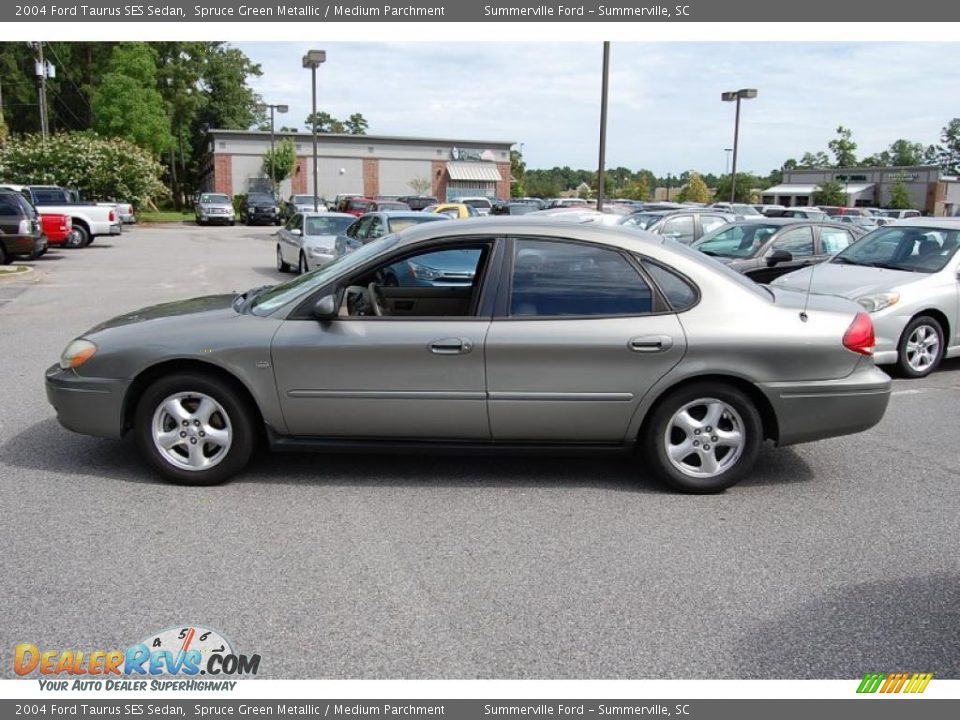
<box><xmin>340</xmin><ymin>242</ymin><xmax>491</xmax><ymax>319</ymax></box>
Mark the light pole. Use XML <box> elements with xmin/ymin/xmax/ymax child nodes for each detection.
<box><xmin>724</xmin><ymin>148</ymin><xmax>733</xmax><ymax>175</ymax></box>
<box><xmin>721</xmin><ymin>89</ymin><xmax>757</xmax><ymax>203</ymax></box>
<box><xmin>302</xmin><ymin>49</ymin><xmax>327</xmax><ymax>212</ymax></box>
<box><xmin>257</xmin><ymin>102</ymin><xmax>289</xmax><ymax>195</ymax></box>
<box><xmin>596</xmin><ymin>42</ymin><xmax>610</xmax><ymax>212</ymax></box>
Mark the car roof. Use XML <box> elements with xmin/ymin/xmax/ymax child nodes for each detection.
<box><xmin>721</xmin><ymin>218</ymin><xmax>848</xmax><ymax>227</ymax></box>
<box><xmin>302</xmin><ymin>211</ymin><xmax>354</xmax><ymax>219</ymax></box>
<box><xmin>888</xmin><ymin>218</ymin><xmax>960</xmax><ymax>228</ymax></box>
<box><xmin>379</xmin><ymin>211</ymin><xmax>447</xmax><ymax>219</ymax></box>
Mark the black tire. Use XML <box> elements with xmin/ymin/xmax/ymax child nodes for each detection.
<box><xmin>134</xmin><ymin>372</ymin><xmax>256</xmax><ymax>486</ymax></box>
<box><xmin>642</xmin><ymin>382</ymin><xmax>763</xmax><ymax>494</ymax></box>
<box><xmin>896</xmin><ymin>315</ymin><xmax>945</xmax><ymax>379</ymax></box>
<box><xmin>66</xmin><ymin>224</ymin><xmax>89</xmax><ymax>248</ymax></box>
<box><xmin>276</xmin><ymin>245</ymin><xmax>292</xmax><ymax>273</ymax></box>
<box><xmin>229</xmin><ymin>220</ymin><xmax>235</xmax><ymax>226</ymax></box>
<box><xmin>196</xmin><ymin>218</ymin><xmax>206</xmax><ymax>226</ymax></box>
<box><xmin>298</xmin><ymin>252</ymin><xmax>307</xmax><ymax>275</ymax></box>
<box><xmin>0</xmin><ymin>242</ymin><xmax>10</xmax><ymax>265</ymax></box>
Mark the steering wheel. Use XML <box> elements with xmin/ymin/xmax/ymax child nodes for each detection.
<box><xmin>366</xmin><ymin>282</ymin><xmax>384</xmax><ymax>317</ymax></box>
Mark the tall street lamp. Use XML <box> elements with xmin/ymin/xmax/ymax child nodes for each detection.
<box><xmin>257</xmin><ymin>102</ymin><xmax>289</xmax><ymax>195</ymax></box>
<box><xmin>721</xmin><ymin>89</ymin><xmax>757</xmax><ymax>203</ymax></box>
<box><xmin>724</xmin><ymin>147</ymin><xmax>733</xmax><ymax>175</ymax></box>
<box><xmin>302</xmin><ymin>49</ymin><xmax>327</xmax><ymax>212</ymax></box>
<box><xmin>596</xmin><ymin>41</ymin><xmax>610</xmax><ymax>212</ymax></box>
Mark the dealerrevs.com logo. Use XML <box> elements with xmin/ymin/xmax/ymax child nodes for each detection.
<box><xmin>15</xmin><ymin>626</ymin><xmax>260</xmax><ymax>691</ymax></box>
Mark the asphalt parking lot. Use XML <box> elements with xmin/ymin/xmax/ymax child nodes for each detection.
<box><xmin>1</xmin><ymin>223</ymin><xmax>958</xmax><ymax>679</ymax></box>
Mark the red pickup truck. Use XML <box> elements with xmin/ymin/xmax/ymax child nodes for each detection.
<box><xmin>39</xmin><ymin>213</ymin><xmax>77</xmax><ymax>246</ymax></box>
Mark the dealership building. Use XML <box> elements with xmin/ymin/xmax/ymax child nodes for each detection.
<box><xmin>762</xmin><ymin>165</ymin><xmax>960</xmax><ymax>215</ymax></box>
<box><xmin>201</xmin><ymin>129</ymin><xmax>515</xmax><ymax>202</ymax></box>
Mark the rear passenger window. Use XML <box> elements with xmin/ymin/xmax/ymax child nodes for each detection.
<box><xmin>641</xmin><ymin>260</ymin><xmax>698</xmax><ymax>312</ymax></box>
<box><xmin>510</xmin><ymin>239</ymin><xmax>653</xmax><ymax>317</ymax></box>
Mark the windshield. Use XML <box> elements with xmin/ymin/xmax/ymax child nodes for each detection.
<box><xmin>377</xmin><ymin>202</ymin><xmax>410</xmax><ymax>211</ymax></box>
<box><xmin>694</xmin><ymin>223</ymin><xmax>779</xmax><ymax>258</ymax></box>
<box><xmin>832</xmin><ymin>226</ymin><xmax>960</xmax><ymax>273</ymax></box>
<box><xmin>292</xmin><ymin>195</ymin><xmax>315</xmax><ymax>204</ymax></box>
<box><xmin>248</xmin><ymin>194</ymin><xmax>274</xmax><ymax>204</ymax></box>
<box><xmin>619</xmin><ymin>213</ymin><xmax>665</xmax><ymax>230</ymax></box>
<box><xmin>732</xmin><ymin>204</ymin><xmax>761</xmax><ymax>216</ymax></box>
<box><xmin>250</xmin><ymin>235</ymin><xmax>401</xmax><ymax>315</ymax></box>
<box><xmin>462</xmin><ymin>198</ymin><xmax>491</xmax><ymax>208</ymax></box>
<box><xmin>200</xmin><ymin>194</ymin><xmax>230</xmax><ymax>204</ymax></box>
<box><xmin>304</xmin><ymin>216</ymin><xmax>355</xmax><ymax>236</ymax></box>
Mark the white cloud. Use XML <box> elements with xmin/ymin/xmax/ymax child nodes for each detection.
<box><xmin>234</xmin><ymin>41</ymin><xmax>959</xmax><ymax>174</ymax></box>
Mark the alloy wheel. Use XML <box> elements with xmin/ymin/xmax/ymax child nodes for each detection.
<box><xmin>664</xmin><ymin>398</ymin><xmax>745</xmax><ymax>479</ymax></box>
<box><xmin>151</xmin><ymin>392</ymin><xmax>233</xmax><ymax>471</ymax></box>
<box><xmin>905</xmin><ymin>324</ymin><xmax>940</xmax><ymax>373</ymax></box>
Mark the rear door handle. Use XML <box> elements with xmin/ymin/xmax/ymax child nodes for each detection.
<box><xmin>429</xmin><ymin>338</ymin><xmax>473</xmax><ymax>355</ymax></box>
<box><xmin>629</xmin><ymin>335</ymin><xmax>674</xmax><ymax>353</ymax></box>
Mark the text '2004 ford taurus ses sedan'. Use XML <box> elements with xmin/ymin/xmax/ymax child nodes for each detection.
<box><xmin>45</xmin><ymin>219</ymin><xmax>892</xmax><ymax>493</ymax></box>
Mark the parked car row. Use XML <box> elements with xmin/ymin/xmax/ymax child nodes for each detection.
<box><xmin>0</xmin><ymin>183</ymin><xmax>127</xmax><ymax>262</ymax></box>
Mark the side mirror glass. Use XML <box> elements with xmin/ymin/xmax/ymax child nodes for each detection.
<box><xmin>767</xmin><ymin>249</ymin><xmax>793</xmax><ymax>266</ymax></box>
<box><xmin>290</xmin><ymin>228</ymin><xmax>301</xmax><ymax>236</ymax></box>
<box><xmin>312</xmin><ymin>293</ymin><xmax>338</xmax><ymax>320</ymax></box>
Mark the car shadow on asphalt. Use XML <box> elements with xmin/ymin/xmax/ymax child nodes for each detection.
<box><xmin>3</xmin><ymin>418</ymin><xmax>813</xmax><ymax>493</ymax></box>
<box><xmin>731</xmin><ymin>573</ymin><xmax>960</xmax><ymax>678</ymax></box>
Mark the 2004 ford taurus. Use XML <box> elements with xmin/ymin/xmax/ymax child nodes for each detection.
<box><xmin>45</xmin><ymin>219</ymin><xmax>892</xmax><ymax>493</ymax></box>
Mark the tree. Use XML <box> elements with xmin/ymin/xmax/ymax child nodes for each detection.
<box><xmin>92</xmin><ymin>43</ymin><xmax>172</xmax><ymax>156</ymax></box>
<box><xmin>343</xmin><ymin>113</ymin><xmax>369</xmax><ymax>135</ymax></box>
<box><xmin>510</xmin><ymin>148</ymin><xmax>526</xmax><ymax>197</ymax></box>
<box><xmin>937</xmin><ymin>118</ymin><xmax>960</xmax><ymax>175</ymax></box>
<box><xmin>408</xmin><ymin>177</ymin><xmax>431</xmax><ymax>195</ymax></box>
<box><xmin>828</xmin><ymin>125</ymin><xmax>858</xmax><ymax>168</ymax></box>
<box><xmin>713</xmin><ymin>173</ymin><xmax>760</xmax><ymax>203</ymax></box>
<box><xmin>812</xmin><ymin>180</ymin><xmax>846</xmax><ymax>206</ymax></box>
<box><xmin>262</xmin><ymin>138</ymin><xmax>296</xmax><ymax>188</ymax></box>
<box><xmin>888</xmin><ymin>139</ymin><xmax>925</xmax><ymax>167</ymax></box>
<box><xmin>684</xmin><ymin>172</ymin><xmax>711</xmax><ymax>203</ymax></box>
<box><xmin>888</xmin><ymin>177</ymin><xmax>913</xmax><ymax>209</ymax></box>
<box><xmin>798</xmin><ymin>151</ymin><xmax>830</xmax><ymax>168</ymax></box>
<box><xmin>624</xmin><ymin>175</ymin><xmax>650</xmax><ymax>201</ymax></box>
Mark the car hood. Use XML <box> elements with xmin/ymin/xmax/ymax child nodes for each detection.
<box><xmin>771</xmin><ymin>261</ymin><xmax>924</xmax><ymax>299</ymax></box>
<box><xmin>304</xmin><ymin>234</ymin><xmax>338</xmax><ymax>248</ymax></box>
<box><xmin>86</xmin><ymin>294</ymin><xmax>237</xmax><ymax>333</ymax></box>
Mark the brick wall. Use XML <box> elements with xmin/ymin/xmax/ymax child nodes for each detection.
<box><xmin>213</xmin><ymin>155</ymin><xmax>232</xmax><ymax>196</ymax></box>
<box><xmin>292</xmin><ymin>157</ymin><xmax>307</xmax><ymax>194</ymax></box>
<box><xmin>363</xmin><ymin>158</ymin><xmax>380</xmax><ymax>198</ymax></box>
<box><xmin>431</xmin><ymin>160</ymin><xmax>448</xmax><ymax>201</ymax></box>
<box><xmin>496</xmin><ymin>162</ymin><xmax>512</xmax><ymax>200</ymax></box>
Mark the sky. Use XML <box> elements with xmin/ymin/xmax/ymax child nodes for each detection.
<box><xmin>233</xmin><ymin>41</ymin><xmax>956</xmax><ymax>176</ymax></box>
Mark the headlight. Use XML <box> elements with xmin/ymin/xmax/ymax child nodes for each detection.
<box><xmin>856</xmin><ymin>292</ymin><xmax>900</xmax><ymax>313</ymax></box>
<box><xmin>408</xmin><ymin>261</ymin><xmax>442</xmax><ymax>280</ymax></box>
<box><xmin>59</xmin><ymin>339</ymin><xmax>97</xmax><ymax>370</ymax></box>
<box><xmin>308</xmin><ymin>246</ymin><xmax>331</xmax><ymax>257</ymax></box>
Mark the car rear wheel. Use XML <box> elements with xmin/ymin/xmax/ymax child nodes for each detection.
<box><xmin>276</xmin><ymin>245</ymin><xmax>291</xmax><ymax>273</ymax></box>
<box><xmin>134</xmin><ymin>373</ymin><xmax>255</xmax><ymax>485</ymax></box>
<box><xmin>643</xmin><ymin>383</ymin><xmax>762</xmax><ymax>494</ymax></box>
<box><xmin>65</xmin><ymin>225</ymin><xmax>89</xmax><ymax>248</ymax></box>
<box><xmin>0</xmin><ymin>243</ymin><xmax>10</xmax><ymax>265</ymax></box>
<box><xmin>897</xmin><ymin>316</ymin><xmax>944</xmax><ymax>378</ymax></box>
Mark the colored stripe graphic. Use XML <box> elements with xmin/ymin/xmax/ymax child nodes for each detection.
<box><xmin>857</xmin><ymin>672</ymin><xmax>932</xmax><ymax>694</ymax></box>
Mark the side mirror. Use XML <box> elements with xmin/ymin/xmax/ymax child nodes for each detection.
<box><xmin>290</xmin><ymin>228</ymin><xmax>301</xmax><ymax>236</ymax></box>
<box><xmin>767</xmin><ymin>249</ymin><xmax>793</xmax><ymax>266</ymax></box>
<box><xmin>312</xmin><ymin>293</ymin><xmax>338</xmax><ymax>320</ymax></box>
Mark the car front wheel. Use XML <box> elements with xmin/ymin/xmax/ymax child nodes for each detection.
<box><xmin>134</xmin><ymin>372</ymin><xmax>255</xmax><ymax>485</ymax></box>
<box><xmin>277</xmin><ymin>245</ymin><xmax>291</xmax><ymax>273</ymax></box>
<box><xmin>643</xmin><ymin>383</ymin><xmax>762</xmax><ymax>493</ymax></box>
<box><xmin>897</xmin><ymin>315</ymin><xmax>944</xmax><ymax>378</ymax></box>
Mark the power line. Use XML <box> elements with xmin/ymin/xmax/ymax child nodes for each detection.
<box><xmin>43</xmin><ymin>42</ymin><xmax>95</xmax><ymax>118</ymax></box>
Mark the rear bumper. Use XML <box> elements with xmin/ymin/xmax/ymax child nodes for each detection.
<box><xmin>45</xmin><ymin>364</ymin><xmax>126</xmax><ymax>439</ymax></box>
<box><xmin>1</xmin><ymin>234</ymin><xmax>43</xmax><ymax>256</ymax></box>
<box><xmin>759</xmin><ymin>362</ymin><xmax>891</xmax><ymax>446</ymax></box>
<box><xmin>108</xmin><ymin>223</ymin><xmax>122</xmax><ymax>236</ymax></box>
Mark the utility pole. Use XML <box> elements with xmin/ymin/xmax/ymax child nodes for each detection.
<box><xmin>596</xmin><ymin>41</ymin><xmax>610</xmax><ymax>212</ymax></box>
<box><xmin>30</xmin><ymin>42</ymin><xmax>53</xmax><ymax>139</ymax></box>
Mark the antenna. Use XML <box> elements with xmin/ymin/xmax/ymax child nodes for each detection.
<box><xmin>799</xmin><ymin>260</ymin><xmax>817</xmax><ymax>322</ymax></box>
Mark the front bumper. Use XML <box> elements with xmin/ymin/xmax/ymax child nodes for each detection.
<box><xmin>759</xmin><ymin>361</ymin><xmax>891</xmax><ymax>447</ymax></box>
<box><xmin>248</xmin><ymin>209</ymin><xmax>279</xmax><ymax>224</ymax></box>
<box><xmin>199</xmin><ymin>213</ymin><xmax>235</xmax><ymax>224</ymax></box>
<box><xmin>45</xmin><ymin>364</ymin><xmax>127</xmax><ymax>439</ymax></box>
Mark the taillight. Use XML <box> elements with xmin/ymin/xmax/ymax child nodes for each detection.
<box><xmin>843</xmin><ymin>312</ymin><xmax>875</xmax><ymax>356</ymax></box>
<box><xmin>109</xmin><ymin>210</ymin><xmax>116</xmax><ymax>221</ymax></box>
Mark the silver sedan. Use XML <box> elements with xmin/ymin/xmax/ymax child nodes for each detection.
<box><xmin>45</xmin><ymin>219</ymin><xmax>891</xmax><ymax>493</ymax></box>
<box><xmin>771</xmin><ymin>219</ymin><xmax>960</xmax><ymax>378</ymax></box>
<box><xmin>276</xmin><ymin>212</ymin><xmax>356</xmax><ymax>274</ymax></box>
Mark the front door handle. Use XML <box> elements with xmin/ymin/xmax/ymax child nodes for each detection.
<box><xmin>429</xmin><ymin>337</ymin><xmax>473</xmax><ymax>355</ymax></box>
<box><xmin>629</xmin><ymin>335</ymin><xmax>674</xmax><ymax>353</ymax></box>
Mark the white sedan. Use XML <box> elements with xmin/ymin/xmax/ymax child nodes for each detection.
<box><xmin>277</xmin><ymin>212</ymin><xmax>356</xmax><ymax>274</ymax></box>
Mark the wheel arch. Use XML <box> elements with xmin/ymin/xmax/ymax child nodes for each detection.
<box><xmin>122</xmin><ymin>359</ymin><xmax>266</xmax><ymax>442</ymax></box>
<box><xmin>906</xmin><ymin>309</ymin><xmax>950</xmax><ymax>345</ymax></box>
<box><xmin>635</xmin><ymin>373</ymin><xmax>779</xmax><ymax>446</ymax></box>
